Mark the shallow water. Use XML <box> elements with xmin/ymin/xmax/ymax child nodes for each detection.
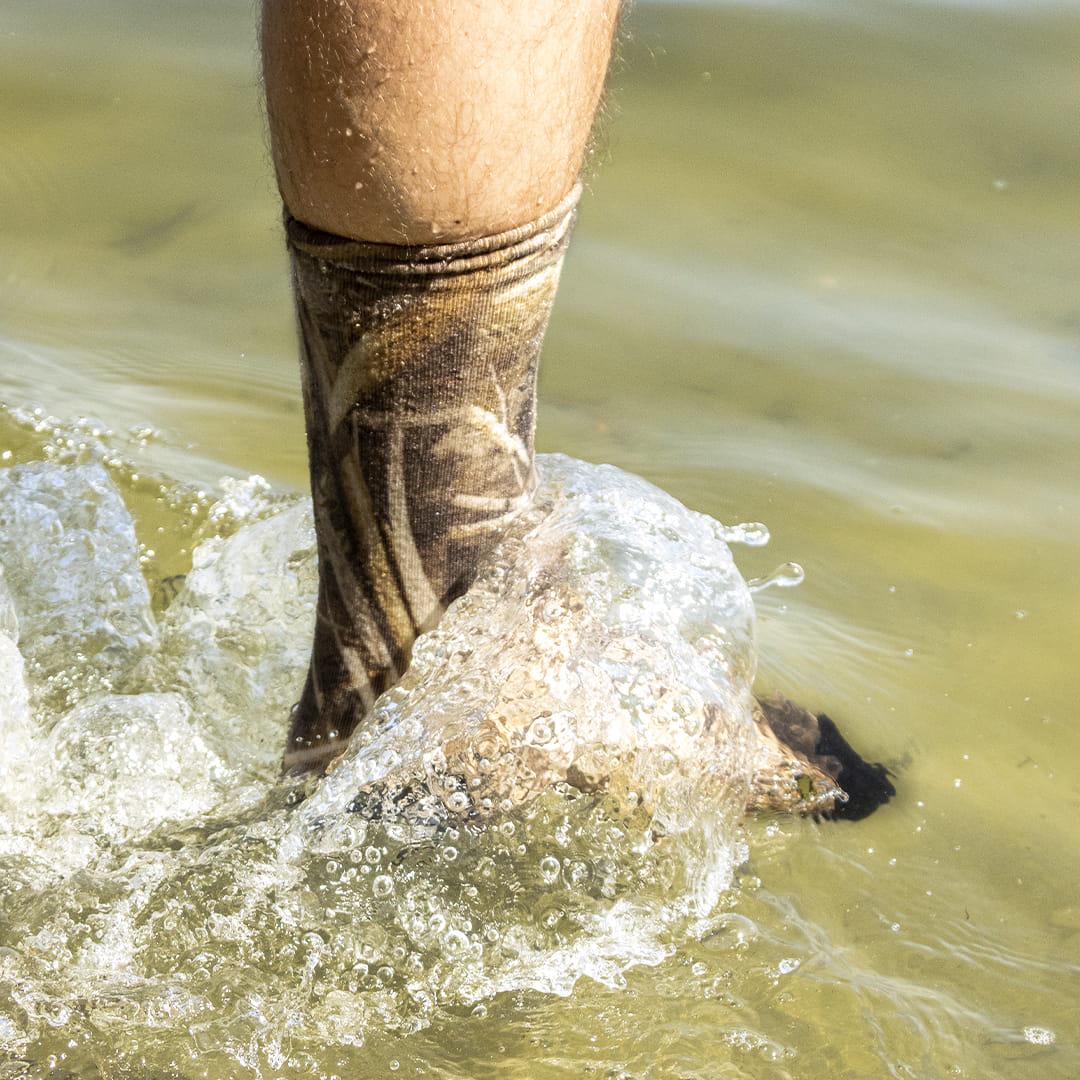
<box><xmin>3</xmin><ymin>0</ymin><xmax>1080</xmax><ymax>1077</ymax></box>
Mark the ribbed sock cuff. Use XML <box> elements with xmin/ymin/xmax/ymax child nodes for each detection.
<box><xmin>284</xmin><ymin>183</ymin><xmax>580</xmax><ymax>280</ymax></box>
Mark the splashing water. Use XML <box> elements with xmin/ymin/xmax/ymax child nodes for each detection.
<box><xmin>0</xmin><ymin>450</ymin><xmax>776</xmax><ymax>1075</ymax></box>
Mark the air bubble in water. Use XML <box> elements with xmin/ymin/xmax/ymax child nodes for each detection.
<box><xmin>528</xmin><ymin>718</ymin><xmax>554</xmax><ymax>744</ymax></box>
<box><xmin>444</xmin><ymin>929</ymin><xmax>468</xmax><ymax>953</ymax></box>
<box><xmin>540</xmin><ymin>855</ymin><xmax>561</xmax><ymax>884</ymax></box>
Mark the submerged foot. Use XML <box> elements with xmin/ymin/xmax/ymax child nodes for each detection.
<box><xmin>749</xmin><ymin>693</ymin><xmax>896</xmax><ymax>820</ymax></box>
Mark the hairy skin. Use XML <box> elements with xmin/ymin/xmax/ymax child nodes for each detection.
<box><xmin>262</xmin><ymin>0</ymin><xmax>621</xmax><ymax>242</ymax></box>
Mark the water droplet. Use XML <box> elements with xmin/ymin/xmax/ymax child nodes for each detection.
<box><xmin>539</xmin><ymin>855</ymin><xmax>561</xmax><ymax>884</ymax></box>
<box><xmin>373</xmin><ymin>874</ymin><xmax>394</xmax><ymax>899</ymax></box>
<box><xmin>721</xmin><ymin>521</ymin><xmax>770</xmax><ymax>546</ymax></box>
<box><xmin>748</xmin><ymin>562</ymin><xmax>804</xmax><ymax>592</ymax></box>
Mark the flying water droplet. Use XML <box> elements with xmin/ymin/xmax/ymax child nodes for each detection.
<box><xmin>719</xmin><ymin>521</ymin><xmax>770</xmax><ymax>547</ymax></box>
<box><xmin>748</xmin><ymin>562</ymin><xmax>805</xmax><ymax>593</ymax></box>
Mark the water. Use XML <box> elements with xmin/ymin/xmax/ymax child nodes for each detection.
<box><xmin>0</xmin><ymin>453</ymin><xmax>762</xmax><ymax>1075</ymax></box>
<box><xmin>3</xmin><ymin>0</ymin><xmax>1080</xmax><ymax>1076</ymax></box>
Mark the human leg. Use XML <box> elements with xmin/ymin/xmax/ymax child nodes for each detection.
<box><xmin>262</xmin><ymin>0</ymin><xmax>620</xmax><ymax>244</ymax></box>
<box><xmin>262</xmin><ymin>0</ymin><xmax>620</xmax><ymax>771</ymax></box>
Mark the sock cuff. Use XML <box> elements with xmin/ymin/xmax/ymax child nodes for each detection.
<box><xmin>284</xmin><ymin>183</ymin><xmax>581</xmax><ymax>281</ymax></box>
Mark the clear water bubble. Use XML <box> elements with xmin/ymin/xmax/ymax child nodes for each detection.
<box><xmin>528</xmin><ymin>718</ymin><xmax>554</xmax><ymax>745</ymax></box>
<box><xmin>446</xmin><ymin>791</ymin><xmax>470</xmax><ymax>813</ymax></box>
<box><xmin>444</xmin><ymin>929</ymin><xmax>469</xmax><ymax>953</ymax></box>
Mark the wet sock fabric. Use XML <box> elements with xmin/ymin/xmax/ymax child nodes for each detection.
<box><xmin>282</xmin><ymin>187</ymin><xmax>579</xmax><ymax>772</ymax></box>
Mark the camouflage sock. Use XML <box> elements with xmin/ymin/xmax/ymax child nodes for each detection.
<box><xmin>282</xmin><ymin>187</ymin><xmax>579</xmax><ymax>773</ymax></box>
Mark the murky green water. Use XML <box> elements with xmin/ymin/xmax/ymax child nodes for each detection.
<box><xmin>3</xmin><ymin>0</ymin><xmax>1080</xmax><ymax>1076</ymax></box>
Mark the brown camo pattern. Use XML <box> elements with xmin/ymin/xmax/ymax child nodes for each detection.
<box><xmin>283</xmin><ymin>189</ymin><xmax>579</xmax><ymax>773</ymax></box>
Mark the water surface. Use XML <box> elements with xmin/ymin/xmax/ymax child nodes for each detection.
<box><xmin>2</xmin><ymin>0</ymin><xmax>1079</xmax><ymax>1076</ymax></box>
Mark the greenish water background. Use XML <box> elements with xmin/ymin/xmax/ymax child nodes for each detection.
<box><xmin>2</xmin><ymin>0</ymin><xmax>1080</xmax><ymax>1075</ymax></box>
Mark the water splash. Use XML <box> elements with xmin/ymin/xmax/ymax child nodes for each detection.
<box><xmin>0</xmin><ymin>451</ymin><xmax>766</xmax><ymax>1074</ymax></box>
<box><xmin>0</xmin><ymin>462</ymin><xmax>157</xmax><ymax>711</ymax></box>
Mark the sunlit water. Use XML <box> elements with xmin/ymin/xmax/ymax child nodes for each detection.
<box><xmin>3</xmin><ymin>0</ymin><xmax>1080</xmax><ymax>1077</ymax></box>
